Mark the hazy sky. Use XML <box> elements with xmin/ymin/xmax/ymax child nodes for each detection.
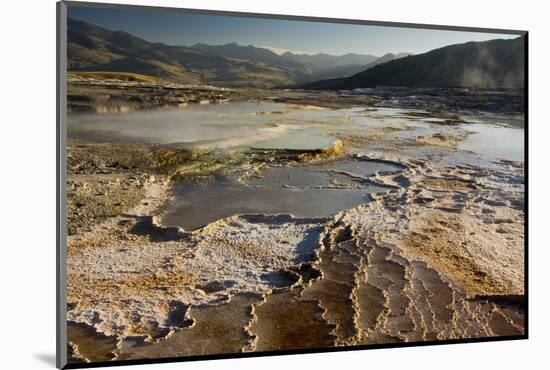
<box><xmin>68</xmin><ymin>5</ymin><xmax>519</xmax><ymax>56</ymax></box>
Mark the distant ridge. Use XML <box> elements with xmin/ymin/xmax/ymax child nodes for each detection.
<box><xmin>279</xmin><ymin>52</ymin><xmax>379</xmax><ymax>73</ymax></box>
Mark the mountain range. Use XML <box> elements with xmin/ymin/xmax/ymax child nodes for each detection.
<box><xmin>68</xmin><ymin>18</ymin><xmax>524</xmax><ymax>89</ymax></box>
<box><xmin>67</xmin><ymin>19</ymin><xmax>409</xmax><ymax>88</ymax></box>
<box><xmin>298</xmin><ymin>37</ymin><xmax>525</xmax><ymax>90</ymax></box>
